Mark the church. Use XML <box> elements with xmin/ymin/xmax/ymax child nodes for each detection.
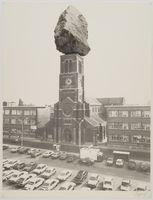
<box><xmin>53</xmin><ymin>54</ymin><xmax>107</xmax><ymax>146</ymax></box>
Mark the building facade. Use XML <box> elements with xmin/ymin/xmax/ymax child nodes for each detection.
<box><xmin>105</xmin><ymin>105</ymin><xmax>151</xmax><ymax>147</ymax></box>
<box><xmin>3</xmin><ymin>105</ymin><xmax>46</xmax><ymax>138</ymax></box>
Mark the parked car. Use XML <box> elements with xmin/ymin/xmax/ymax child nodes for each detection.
<box><xmin>120</xmin><ymin>179</ymin><xmax>131</xmax><ymax>191</ymax></box>
<box><xmin>10</xmin><ymin>146</ymin><xmax>21</xmax><ymax>153</ymax></box>
<box><xmin>13</xmin><ymin>161</ymin><xmax>26</xmax><ymax>170</ymax></box>
<box><xmin>115</xmin><ymin>159</ymin><xmax>124</xmax><ymax>167</ymax></box>
<box><xmin>24</xmin><ymin>178</ymin><xmax>44</xmax><ymax>190</ymax></box>
<box><xmin>102</xmin><ymin>177</ymin><xmax>113</xmax><ymax>190</ymax></box>
<box><xmin>57</xmin><ymin>170</ymin><xmax>72</xmax><ymax>181</ymax></box>
<box><xmin>32</xmin><ymin>164</ymin><xmax>47</xmax><ymax>175</ymax></box>
<box><xmin>51</xmin><ymin>151</ymin><xmax>60</xmax><ymax>159</ymax></box>
<box><xmin>38</xmin><ymin>179</ymin><xmax>59</xmax><ymax>191</ymax></box>
<box><xmin>79</xmin><ymin>158</ymin><xmax>94</xmax><ymax>166</ymax></box>
<box><xmin>18</xmin><ymin>147</ymin><xmax>29</xmax><ymax>154</ymax></box>
<box><xmin>72</xmin><ymin>170</ymin><xmax>88</xmax><ymax>185</ymax></box>
<box><xmin>8</xmin><ymin>171</ymin><xmax>28</xmax><ymax>184</ymax></box>
<box><xmin>23</xmin><ymin>162</ymin><xmax>37</xmax><ymax>172</ymax></box>
<box><xmin>59</xmin><ymin>152</ymin><xmax>68</xmax><ymax>160</ymax></box>
<box><xmin>138</xmin><ymin>162</ymin><xmax>150</xmax><ymax>173</ymax></box>
<box><xmin>106</xmin><ymin>157</ymin><xmax>114</xmax><ymax>166</ymax></box>
<box><xmin>40</xmin><ymin>167</ymin><xmax>56</xmax><ymax>179</ymax></box>
<box><xmin>3</xmin><ymin>145</ymin><xmax>9</xmax><ymax>150</ymax></box>
<box><xmin>127</xmin><ymin>160</ymin><xmax>136</xmax><ymax>170</ymax></box>
<box><xmin>59</xmin><ymin>182</ymin><xmax>76</xmax><ymax>190</ymax></box>
<box><xmin>80</xmin><ymin>187</ymin><xmax>91</xmax><ymax>191</ymax></box>
<box><xmin>16</xmin><ymin>174</ymin><xmax>37</xmax><ymax>188</ymax></box>
<box><xmin>87</xmin><ymin>173</ymin><xmax>100</xmax><ymax>188</ymax></box>
<box><xmin>31</xmin><ymin>150</ymin><xmax>42</xmax><ymax>158</ymax></box>
<box><xmin>67</xmin><ymin>155</ymin><xmax>75</xmax><ymax>163</ymax></box>
<box><xmin>27</xmin><ymin>148</ymin><xmax>35</xmax><ymax>155</ymax></box>
<box><xmin>4</xmin><ymin>160</ymin><xmax>19</xmax><ymax>170</ymax></box>
<box><xmin>42</xmin><ymin>151</ymin><xmax>54</xmax><ymax>158</ymax></box>
<box><xmin>3</xmin><ymin>159</ymin><xmax>10</xmax><ymax>166</ymax></box>
<box><xmin>3</xmin><ymin>170</ymin><xmax>18</xmax><ymax>182</ymax></box>
<box><xmin>135</xmin><ymin>184</ymin><xmax>147</xmax><ymax>191</ymax></box>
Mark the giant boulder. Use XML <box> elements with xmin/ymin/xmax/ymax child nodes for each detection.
<box><xmin>54</xmin><ymin>6</ymin><xmax>90</xmax><ymax>56</ymax></box>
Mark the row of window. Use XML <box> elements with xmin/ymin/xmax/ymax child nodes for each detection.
<box><xmin>91</xmin><ymin>106</ymin><xmax>100</xmax><ymax>113</ymax></box>
<box><xmin>61</xmin><ymin>59</ymin><xmax>82</xmax><ymax>74</ymax></box>
<box><xmin>108</xmin><ymin>122</ymin><xmax>150</xmax><ymax>131</ymax></box>
<box><xmin>108</xmin><ymin>110</ymin><xmax>150</xmax><ymax>118</ymax></box>
<box><xmin>4</xmin><ymin>118</ymin><xmax>36</xmax><ymax>125</ymax></box>
<box><xmin>4</xmin><ymin>109</ymin><xmax>36</xmax><ymax>116</ymax></box>
<box><xmin>109</xmin><ymin>135</ymin><xmax>150</xmax><ymax>144</ymax></box>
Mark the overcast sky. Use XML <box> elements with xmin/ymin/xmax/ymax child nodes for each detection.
<box><xmin>2</xmin><ymin>0</ymin><xmax>152</xmax><ymax>106</ymax></box>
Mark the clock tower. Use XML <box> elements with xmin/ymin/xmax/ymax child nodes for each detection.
<box><xmin>54</xmin><ymin>54</ymin><xmax>89</xmax><ymax>145</ymax></box>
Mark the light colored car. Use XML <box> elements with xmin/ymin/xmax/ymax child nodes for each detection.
<box><xmin>27</xmin><ymin>148</ymin><xmax>35</xmax><ymax>155</ymax></box>
<box><xmin>57</xmin><ymin>170</ymin><xmax>72</xmax><ymax>181</ymax></box>
<box><xmin>8</xmin><ymin>171</ymin><xmax>28</xmax><ymax>184</ymax></box>
<box><xmin>59</xmin><ymin>182</ymin><xmax>76</xmax><ymax>190</ymax></box>
<box><xmin>103</xmin><ymin>177</ymin><xmax>113</xmax><ymax>190</ymax></box>
<box><xmin>16</xmin><ymin>173</ymin><xmax>37</xmax><ymax>188</ymax></box>
<box><xmin>3</xmin><ymin>170</ymin><xmax>18</xmax><ymax>182</ymax></box>
<box><xmin>116</xmin><ymin>159</ymin><xmax>124</xmax><ymax>167</ymax></box>
<box><xmin>120</xmin><ymin>179</ymin><xmax>131</xmax><ymax>191</ymax></box>
<box><xmin>135</xmin><ymin>184</ymin><xmax>147</xmax><ymax>191</ymax></box>
<box><xmin>40</xmin><ymin>167</ymin><xmax>56</xmax><ymax>179</ymax></box>
<box><xmin>24</xmin><ymin>177</ymin><xmax>44</xmax><ymax>190</ymax></box>
<box><xmin>3</xmin><ymin>159</ymin><xmax>11</xmax><ymax>165</ymax></box>
<box><xmin>42</xmin><ymin>151</ymin><xmax>54</xmax><ymax>158</ymax></box>
<box><xmin>38</xmin><ymin>179</ymin><xmax>59</xmax><ymax>191</ymax></box>
<box><xmin>87</xmin><ymin>173</ymin><xmax>100</xmax><ymax>188</ymax></box>
<box><xmin>32</xmin><ymin>164</ymin><xmax>47</xmax><ymax>175</ymax></box>
<box><xmin>10</xmin><ymin>146</ymin><xmax>21</xmax><ymax>153</ymax></box>
<box><xmin>80</xmin><ymin>187</ymin><xmax>91</xmax><ymax>191</ymax></box>
<box><xmin>4</xmin><ymin>160</ymin><xmax>18</xmax><ymax>169</ymax></box>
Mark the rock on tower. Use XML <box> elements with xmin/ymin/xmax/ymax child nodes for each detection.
<box><xmin>53</xmin><ymin>6</ymin><xmax>90</xmax><ymax>145</ymax></box>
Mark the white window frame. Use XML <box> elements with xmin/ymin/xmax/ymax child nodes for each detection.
<box><xmin>4</xmin><ymin>110</ymin><xmax>10</xmax><ymax>115</ymax></box>
<box><xmin>11</xmin><ymin>119</ymin><xmax>16</xmax><ymax>124</ymax></box>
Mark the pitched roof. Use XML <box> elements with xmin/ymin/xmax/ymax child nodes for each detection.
<box><xmin>85</xmin><ymin>115</ymin><xmax>106</xmax><ymax>127</ymax></box>
<box><xmin>85</xmin><ymin>97</ymin><xmax>101</xmax><ymax>106</ymax></box>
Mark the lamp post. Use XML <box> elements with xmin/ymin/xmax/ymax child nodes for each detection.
<box><xmin>78</xmin><ymin>119</ymin><xmax>84</xmax><ymax>146</ymax></box>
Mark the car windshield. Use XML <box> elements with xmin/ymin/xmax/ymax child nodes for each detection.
<box><xmin>90</xmin><ymin>176</ymin><xmax>96</xmax><ymax>181</ymax></box>
<box><xmin>51</xmin><ymin>181</ymin><xmax>56</xmax><ymax>185</ymax></box>
<box><xmin>104</xmin><ymin>181</ymin><xmax>111</xmax><ymax>185</ymax></box>
<box><xmin>45</xmin><ymin>170</ymin><xmax>51</xmax><ymax>173</ymax></box>
<box><xmin>108</xmin><ymin>158</ymin><xmax>113</xmax><ymax>161</ymax></box>
<box><xmin>9</xmin><ymin>161</ymin><xmax>16</xmax><ymax>164</ymax></box>
<box><xmin>19</xmin><ymin>178</ymin><xmax>24</xmax><ymax>181</ymax></box>
<box><xmin>37</xmin><ymin>166</ymin><xmax>42</xmax><ymax>169</ymax></box>
<box><xmin>28</xmin><ymin>181</ymin><xmax>34</xmax><ymax>185</ymax></box>
<box><xmin>59</xmin><ymin>187</ymin><xmax>66</xmax><ymax>190</ymax></box>
<box><xmin>12</xmin><ymin>174</ymin><xmax>18</xmax><ymax>178</ymax></box>
<box><xmin>122</xmin><ymin>182</ymin><xmax>129</xmax><ymax>186</ymax></box>
<box><xmin>43</xmin><ymin>183</ymin><xmax>49</xmax><ymax>187</ymax></box>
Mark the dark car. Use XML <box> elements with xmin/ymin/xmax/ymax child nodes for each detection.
<box><xmin>23</xmin><ymin>162</ymin><xmax>37</xmax><ymax>172</ymax></box>
<box><xmin>51</xmin><ymin>152</ymin><xmax>60</xmax><ymax>159</ymax></box>
<box><xmin>13</xmin><ymin>162</ymin><xmax>26</xmax><ymax>170</ymax></box>
<box><xmin>79</xmin><ymin>158</ymin><xmax>94</xmax><ymax>166</ymax></box>
<box><xmin>18</xmin><ymin>147</ymin><xmax>29</xmax><ymax>154</ymax></box>
<box><xmin>72</xmin><ymin>170</ymin><xmax>88</xmax><ymax>185</ymax></box>
<box><xmin>3</xmin><ymin>145</ymin><xmax>9</xmax><ymax>150</ymax></box>
<box><xmin>59</xmin><ymin>152</ymin><xmax>67</xmax><ymax>160</ymax></box>
<box><xmin>127</xmin><ymin>160</ymin><xmax>136</xmax><ymax>170</ymax></box>
<box><xmin>31</xmin><ymin>150</ymin><xmax>41</xmax><ymax>158</ymax></box>
<box><xmin>67</xmin><ymin>155</ymin><xmax>75</xmax><ymax>163</ymax></box>
<box><xmin>138</xmin><ymin>162</ymin><xmax>150</xmax><ymax>173</ymax></box>
<box><xmin>106</xmin><ymin>157</ymin><xmax>114</xmax><ymax>166</ymax></box>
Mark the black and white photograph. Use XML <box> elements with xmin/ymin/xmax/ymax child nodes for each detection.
<box><xmin>1</xmin><ymin>0</ymin><xmax>152</xmax><ymax>198</ymax></box>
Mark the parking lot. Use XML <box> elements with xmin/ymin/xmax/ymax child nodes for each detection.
<box><xmin>3</xmin><ymin>144</ymin><xmax>150</xmax><ymax>191</ymax></box>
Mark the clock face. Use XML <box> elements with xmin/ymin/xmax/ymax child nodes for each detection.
<box><xmin>65</xmin><ymin>78</ymin><xmax>72</xmax><ymax>86</ymax></box>
<box><xmin>63</xmin><ymin>104</ymin><xmax>73</xmax><ymax>116</ymax></box>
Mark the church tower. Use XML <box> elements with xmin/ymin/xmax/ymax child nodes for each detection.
<box><xmin>54</xmin><ymin>54</ymin><xmax>89</xmax><ymax>145</ymax></box>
